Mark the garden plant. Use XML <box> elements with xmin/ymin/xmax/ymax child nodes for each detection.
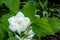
<box><xmin>0</xmin><ymin>0</ymin><xmax>60</xmax><ymax>40</ymax></box>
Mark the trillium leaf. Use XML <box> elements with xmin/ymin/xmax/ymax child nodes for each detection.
<box><xmin>8</xmin><ymin>37</ymin><xmax>18</xmax><ymax>40</ymax></box>
<box><xmin>0</xmin><ymin>23</ymin><xmax>7</xmax><ymax>40</ymax></box>
<box><xmin>48</xmin><ymin>17</ymin><xmax>60</xmax><ymax>33</ymax></box>
<box><xmin>32</xmin><ymin>18</ymin><xmax>54</xmax><ymax>37</ymax></box>
<box><xmin>0</xmin><ymin>14</ymin><xmax>15</xmax><ymax>38</ymax></box>
<box><xmin>3</xmin><ymin>0</ymin><xmax>20</xmax><ymax>13</ymax></box>
<box><xmin>1</xmin><ymin>14</ymin><xmax>10</xmax><ymax>27</ymax></box>
<box><xmin>22</xmin><ymin>1</ymin><xmax>36</xmax><ymax>21</ymax></box>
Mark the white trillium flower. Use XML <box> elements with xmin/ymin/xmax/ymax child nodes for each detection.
<box><xmin>15</xmin><ymin>35</ymin><xmax>33</xmax><ymax>40</ymax></box>
<box><xmin>15</xmin><ymin>35</ymin><xmax>21</xmax><ymax>40</ymax></box>
<box><xmin>27</xmin><ymin>30</ymin><xmax>34</xmax><ymax>39</ymax></box>
<box><xmin>8</xmin><ymin>12</ymin><xmax>30</xmax><ymax>34</ymax></box>
<box><xmin>15</xmin><ymin>29</ymin><xmax>34</xmax><ymax>40</ymax></box>
<box><xmin>24</xmin><ymin>29</ymin><xmax>34</xmax><ymax>39</ymax></box>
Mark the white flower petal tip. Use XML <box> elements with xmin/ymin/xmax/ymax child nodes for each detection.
<box><xmin>16</xmin><ymin>12</ymin><xmax>24</xmax><ymax>18</ymax></box>
<box><xmin>28</xmin><ymin>30</ymin><xmax>34</xmax><ymax>38</ymax></box>
<box><xmin>28</xmin><ymin>30</ymin><xmax>34</xmax><ymax>35</ymax></box>
<box><xmin>15</xmin><ymin>35</ymin><xmax>32</xmax><ymax>40</ymax></box>
<box><xmin>8</xmin><ymin>12</ymin><xmax>30</xmax><ymax>34</ymax></box>
<box><xmin>24</xmin><ymin>29</ymin><xmax>34</xmax><ymax>39</ymax></box>
<box><xmin>15</xmin><ymin>35</ymin><xmax>21</xmax><ymax>40</ymax></box>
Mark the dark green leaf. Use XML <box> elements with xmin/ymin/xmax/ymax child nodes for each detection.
<box><xmin>43</xmin><ymin>0</ymin><xmax>48</xmax><ymax>9</ymax></box>
<box><xmin>1</xmin><ymin>12</ymin><xmax>16</xmax><ymax>27</ymax></box>
<box><xmin>22</xmin><ymin>1</ymin><xmax>36</xmax><ymax>21</ymax></box>
<box><xmin>8</xmin><ymin>37</ymin><xmax>18</xmax><ymax>40</ymax></box>
<box><xmin>48</xmin><ymin>17</ymin><xmax>60</xmax><ymax>33</ymax></box>
<box><xmin>39</xmin><ymin>0</ymin><xmax>48</xmax><ymax>10</ymax></box>
<box><xmin>3</xmin><ymin>0</ymin><xmax>20</xmax><ymax>13</ymax></box>
<box><xmin>0</xmin><ymin>23</ymin><xmax>8</xmax><ymax>40</ymax></box>
<box><xmin>32</xmin><ymin>18</ymin><xmax>54</xmax><ymax>37</ymax></box>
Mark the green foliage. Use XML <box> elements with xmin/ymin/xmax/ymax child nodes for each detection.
<box><xmin>32</xmin><ymin>18</ymin><xmax>54</xmax><ymax>37</ymax></box>
<box><xmin>1</xmin><ymin>14</ymin><xmax>10</xmax><ymax>27</ymax></box>
<box><xmin>8</xmin><ymin>37</ymin><xmax>18</xmax><ymax>40</ymax></box>
<box><xmin>0</xmin><ymin>12</ymin><xmax>16</xmax><ymax>40</ymax></box>
<box><xmin>39</xmin><ymin>0</ymin><xmax>48</xmax><ymax>10</ymax></box>
<box><xmin>0</xmin><ymin>0</ymin><xmax>20</xmax><ymax>40</ymax></box>
<box><xmin>48</xmin><ymin>17</ymin><xmax>60</xmax><ymax>33</ymax></box>
<box><xmin>22</xmin><ymin>1</ymin><xmax>36</xmax><ymax>21</ymax></box>
<box><xmin>0</xmin><ymin>23</ymin><xmax>7</xmax><ymax>40</ymax></box>
<box><xmin>1</xmin><ymin>11</ymin><xmax>17</xmax><ymax>27</ymax></box>
<box><xmin>32</xmin><ymin>17</ymin><xmax>60</xmax><ymax>37</ymax></box>
<box><xmin>0</xmin><ymin>0</ymin><xmax>60</xmax><ymax>40</ymax></box>
<box><xmin>0</xmin><ymin>0</ymin><xmax>3</xmax><ymax>6</ymax></box>
<box><xmin>3</xmin><ymin>0</ymin><xmax>20</xmax><ymax>13</ymax></box>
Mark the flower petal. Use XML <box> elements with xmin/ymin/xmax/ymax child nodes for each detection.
<box><xmin>9</xmin><ymin>25</ymin><xmax>16</xmax><ymax>32</ymax></box>
<box><xmin>16</xmin><ymin>12</ymin><xmax>24</xmax><ymax>18</ymax></box>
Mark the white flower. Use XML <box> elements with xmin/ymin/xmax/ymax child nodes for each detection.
<box><xmin>27</xmin><ymin>30</ymin><xmax>34</xmax><ymax>39</ymax></box>
<box><xmin>15</xmin><ymin>35</ymin><xmax>32</xmax><ymax>40</ymax></box>
<box><xmin>15</xmin><ymin>29</ymin><xmax>34</xmax><ymax>40</ymax></box>
<box><xmin>8</xmin><ymin>12</ymin><xmax>30</xmax><ymax>34</ymax></box>
<box><xmin>15</xmin><ymin>35</ymin><xmax>21</xmax><ymax>40</ymax></box>
<box><xmin>24</xmin><ymin>29</ymin><xmax>34</xmax><ymax>39</ymax></box>
<box><xmin>34</xmin><ymin>14</ymin><xmax>40</xmax><ymax>18</ymax></box>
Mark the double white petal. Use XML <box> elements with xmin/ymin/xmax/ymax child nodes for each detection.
<box><xmin>15</xmin><ymin>35</ymin><xmax>31</xmax><ymax>40</ymax></box>
<box><xmin>27</xmin><ymin>30</ymin><xmax>34</xmax><ymax>38</ymax></box>
<box><xmin>15</xmin><ymin>30</ymin><xmax>34</xmax><ymax>40</ymax></box>
<box><xmin>8</xmin><ymin>12</ymin><xmax>30</xmax><ymax>34</ymax></box>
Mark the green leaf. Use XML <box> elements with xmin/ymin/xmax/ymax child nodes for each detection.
<box><xmin>8</xmin><ymin>37</ymin><xmax>18</xmax><ymax>40</ymax></box>
<box><xmin>3</xmin><ymin>0</ymin><xmax>20</xmax><ymax>13</ymax></box>
<box><xmin>43</xmin><ymin>0</ymin><xmax>48</xmax><ymax>9</ymax></box>
<box><xmin>32</xmin><ymin>18</ymin><xmax>54</xmax><ymax>37</ymax></box>
<box><xmin>48</xmin><ymin>17</ymin><xmax>60</xmax><ymax>33</ymax></box>
<box><xmin>1</xmin><ymin>12</ymin><xmax>16</xmax><ymax>27</ymax></box>
<box><xmin>0</xmin><ymin>0</ymin><xmax>3</xmax><ymax>6</ymax></box>
<box><xmin>0</xmin><ymin>23</ymin><xmax>7</xmax><ymax>40</ymax></box>
<box><xmin>39</xmin><ymin>0</ymin><xmax>44</xmax><ymax>9</ymax></box>
<box><xmin>39</xmin><ymin>0</ymin><xmax>48</xmax><ymax>10</ymax></box>
<box><xmin>21</xmin><ymin>1</ymin><xmax>36</xmax><ymax>21</ymax></box>
<box><xmin>1</xmin><ymin>14</ymin><xmax>10</xmax><ymax>27</ymax></box>
<box><xmin>0</xmin><ymin>13</ymin><xmax>15</xmax><ymax>38</ymax></box>
<box><xmin>0</xmin><ymin>12</ymin><xmax>18</xmax><ymax>37</ymax></box>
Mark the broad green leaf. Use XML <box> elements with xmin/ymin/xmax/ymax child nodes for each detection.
<box><xmin>0</xmin><ymin>23</ymin><xmax>7</xmax><ymax>40</ymax></box>
<box><xmin>8</xmin><ymin>37</ymin><xmax>18</xmax><ymax>40</ymax></box>
<box><xmin>1</xmin><ymin>14</ymin><xmax>10</xmax><ymax>27</ymax></box>
<box><xmin>3</xmin><ymin>0</ymin><xmax>20</xmax><ymax>13</ymax></box>
<box><xmin>22</xmin><ymin>1</ymin><xmax>36</xmax><ymax>21</ymax></box>
<box><xmin>48</xmin><ymin>17</ymin><xmax>60</xmax><ymax>33</ymax></box>
<box><xmin>32</xmin><ymin>18</ymin><xmax>54</xmax><ymax>37</ymax></box>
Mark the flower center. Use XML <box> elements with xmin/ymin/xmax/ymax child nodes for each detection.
<box><xmin>17</xmin><ymin>21</ymin><xmax>22</xmax><ymax>26</ymax></box>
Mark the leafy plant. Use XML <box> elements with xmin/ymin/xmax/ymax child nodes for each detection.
<box><xmin>0</xmin><ymin>0</ymin><xmax>60</xmax><ymax>40</ymax></box>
